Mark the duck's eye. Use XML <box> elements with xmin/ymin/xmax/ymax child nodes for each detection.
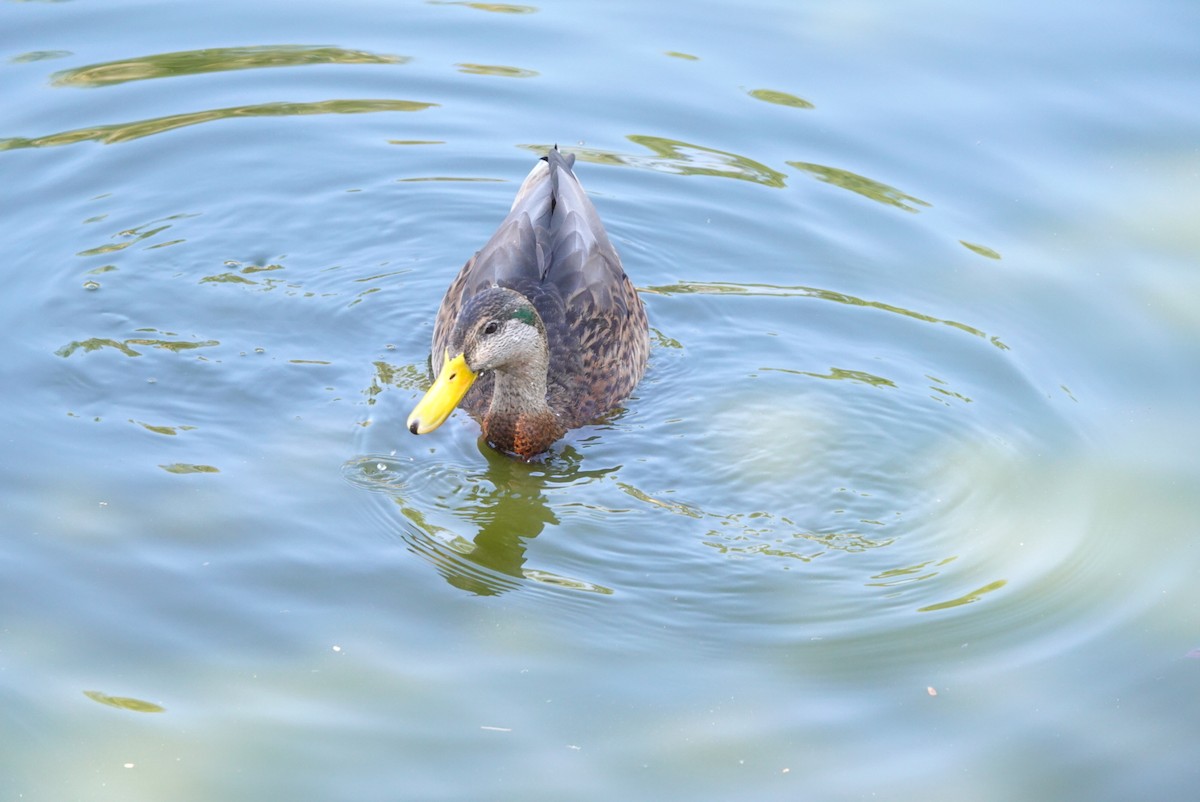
<box><xmin>482</xmin><ymin>320</ymin><xmax>499</xmax><ymax>336</ymax></box>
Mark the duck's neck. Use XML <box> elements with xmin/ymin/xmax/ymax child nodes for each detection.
<box><xmin>491</xmin><ymin>346</ymin><xmax>551</xmax><ymax>417</ymax></box>
<box><xmin>485</xmin><ymin>343</ymin><xmax>564</xmax><ymax>457</ymax></box>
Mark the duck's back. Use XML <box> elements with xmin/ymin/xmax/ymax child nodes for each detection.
<box><xmin>431</xmin><ymin>149</ymin><xmax>648</xmax><ymax>427</ymax></box>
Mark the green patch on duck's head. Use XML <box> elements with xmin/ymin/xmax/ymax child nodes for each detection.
<box><xmin>510</xmin><ymin>306</ymin><xmax>537</xmax><ymax>326</ymax></box>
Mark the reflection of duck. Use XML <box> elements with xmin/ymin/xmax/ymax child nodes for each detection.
<box><xmin>357</xmin><ymin>443</ymin><xmax>618</xmax><ymax>597</ymax></box>
<box><xmin>408</xmin><ymin>147</ymin><xmax>648</xmax><ymax>459</ymax></box>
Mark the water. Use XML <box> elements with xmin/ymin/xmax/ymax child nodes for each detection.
<box><xmin>3</xmin><ymin>0</ymin><xmax>1199</xmax><ymax>799</ymax></box>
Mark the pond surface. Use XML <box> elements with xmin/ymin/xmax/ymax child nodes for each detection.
<box><xmin>3</xmin><ymin>0</ymin><xmax>1199</xmax><ymax>799</ymax></box>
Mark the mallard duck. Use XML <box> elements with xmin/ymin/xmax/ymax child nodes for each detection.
<box><xmin>407</xmin><ymin>147</ymin><xmax>649</xmax><ymax>458</ymax></box>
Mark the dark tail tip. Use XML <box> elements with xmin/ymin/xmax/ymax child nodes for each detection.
<box><xmin>546</xmin><ymin>143</ymin><xmax>575</xmax><ymax>172</ymax></box>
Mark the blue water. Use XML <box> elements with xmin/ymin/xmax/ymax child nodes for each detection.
<box><xmin>3</xmin><ymin>0</ymin><xmax>1199</xmax><ymax>799</ymax></box>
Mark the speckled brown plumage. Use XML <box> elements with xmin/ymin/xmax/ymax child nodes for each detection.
<box><xmin>425</xmin><ymin>147</ymin><xmax>648</xmax><ymax>457</ymax></box>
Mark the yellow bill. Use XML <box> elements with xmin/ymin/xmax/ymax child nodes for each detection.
<box><xmin>407</xmin><ymin>351</ymin><xmax>477</xmax><ymax>434</ymax></box>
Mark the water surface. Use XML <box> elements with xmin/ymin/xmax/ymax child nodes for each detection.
<box><xmin>3</xmin><ymin>0</ymin><xmax>1199</xmax><ymax>799</ymax></box>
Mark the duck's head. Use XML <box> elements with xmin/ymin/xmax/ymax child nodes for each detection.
<box><xmin>407</xmin><ymin>287</ymin><xmax>547</xmax><ymax>435</ymax></box>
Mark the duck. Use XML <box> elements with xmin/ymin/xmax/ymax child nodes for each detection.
<box><xmin>407</xmin><ymin>146</ymin><xmax>649</xmax><ymax>459</ymax></box>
